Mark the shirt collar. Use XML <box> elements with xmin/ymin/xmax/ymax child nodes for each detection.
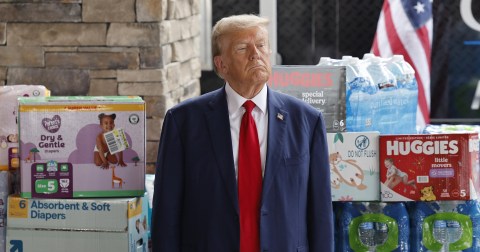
<box><xmin>225</xmin><ymin>83</ymin><xmax>268</xmax><ymax>115</ymax></box>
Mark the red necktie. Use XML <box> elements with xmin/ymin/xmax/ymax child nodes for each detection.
<box><xmin>238</xmin><ymin>100</ymin><xmax>262</xmax><ymax>252</ymax></box>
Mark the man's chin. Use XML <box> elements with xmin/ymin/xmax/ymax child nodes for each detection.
<box><xmin>251</xmin><ymin>68</ymin><xmax>270</xmax><ymax>79</ymax></box>
<box><xmin>251</xmin><ymin>73</ymin><xmax>269</xmax><ymax>84</ymax></box>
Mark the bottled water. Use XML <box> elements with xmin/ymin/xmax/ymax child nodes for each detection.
<box><xmin>433</xmin><ymin>220</ymin><xmax>448</xmax><ymax>252</ymax></box>
<box><xmin>342</xmin><ymin>57</ymin><xmax>377</xmax><ymax>132</ymax></box>
<box><xmin>341</xmin><ymin>57</ymin><xmax>363</xmax><ymax>131</ymax></box>
<box><xmin>446</xmin><ymin>220</ymin><xmax>463</xmax><ymax>244</ymax></box>
<box><xmin>374</xmin><ymin>222</ymin><xmax>389</xmax><ymax>246</ymax></box>
<box><xmin>363</xmin><ymin>53</ymin><xmax>376</xmax><ymax>61</ymax></box>
<box><xmin>366</xmin><ymin>56</ymin><xmax>398</xmax><ymax>134</ymax></box>
<box><xmin>346</xmin><ymin>57</ymin><xmax>377</xmax><ymax>95</ymax></box>
<box><xmin>470</xmin><ymin>201</ymin><xmax>480</xmax><ymax>251</ymax></box>
<box><xmin>339</xmin><ymin>57</ymin><xmax>360</xmax><ymax>86</ymax></box>
<box><xmin>367</xmin><ymin>56</ymin><xmax>396</xmax><ymax>91</ymax></box>
<box><xmin>359</xmin><ymin>221</ymin><xmax>376</xmax><ymax>250</ymax></box>
<box><xmin>317</xmin><ymin>56</ymin><xmax>332</xmax><ymax>66</ymax></box>
<box><xmin>384</xmin><ymin>55</ymin><xmax>418</xmax><ymax>134</ymax></box>
<box><xmin>388</xmin><ymin>55</ymin><xmax>416</xmax><ymax>90</ymax></box>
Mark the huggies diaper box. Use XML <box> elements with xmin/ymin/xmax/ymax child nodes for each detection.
<box><xmin>327</xmin><ymin>131</ymin><xmax>380</xmax><ymax>201</ymax></box>
<box><xmin>268</xmin><ymin>65</ymin><xmax>347</xmax><ymax>132</ymax></box>
<box><xmin>380</xmin><ymin>133</ymin><xmax>480</xmax><ymax>201</ymax></box>
<box><xmin>0</xmin><ymin>85</ymin><xmax>49</xmax><ymax>171</ymax></box>
<box><xmin>18</xmin><ymin>96</ymin><xmax>145</xmax><ymax>198</ymax></box>
<box><xmin>6</xmin><ymin>194</ymin><xmax>149</xmax><ymax>252</ymax></box>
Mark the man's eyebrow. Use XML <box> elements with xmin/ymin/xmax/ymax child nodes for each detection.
<box><xmin>233</xmin><ymin>42</ymin><xmax>248</xmax><ymax>48</ymax></box>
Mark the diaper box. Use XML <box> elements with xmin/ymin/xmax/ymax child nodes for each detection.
<box><xmin>327</xmin><ymin>131</ymin><xmax>380</xmax><ymax>201</ymax></box>
<box><xmin>0</xmin><ymin>85</ymin><xmax>49</xmax><ymax>171</ymax></box>
<box><xmin>0</xmin><ymin>172</ymin><xmax>13</xmax><ymax>252</ymax></box>
<box><xmin>6</xmin><ymin>195</ymin><xmax>149</xmax><ymax>252</ymax></box>
<box><xmin>380</xmin><ymin>133</ymin><xmax>480</xmax><ymax>201</ymax></box>
<box><xmin>268</xmin><ymin>65</ymin><xmax>347</xmax><ymax>132</ymax></box>
<box><xmin>18</xmin><ymin>96</ymin><xmax>146</xmax><ymax>198</ymax></box>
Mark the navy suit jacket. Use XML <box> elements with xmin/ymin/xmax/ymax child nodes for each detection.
<box><xmin>152</xmin><ymin>86</ymin><xmax>333</xmax><ymax>252</ymax></box>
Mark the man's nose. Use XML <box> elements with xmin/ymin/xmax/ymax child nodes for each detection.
<box><xmin>249</xmin><ymin>46</ymin><xmax>260</xmax><ymax>60</ymax></box>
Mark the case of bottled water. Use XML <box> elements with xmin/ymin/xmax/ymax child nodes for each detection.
<box><xmin>407</xmin><ymin>200</ymin><xmax>480</xmax><ymax>251</ymax></box>
<box><xmin>335</xmin><ymin>201</ymin><xmax>409</xmax><ymax>252</ymax></box>
<box><xmin>341</xmin><ymin>54</ymin><xmax>418</xmax><ymax>134</ymax></box>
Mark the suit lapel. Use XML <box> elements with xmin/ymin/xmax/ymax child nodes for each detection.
<box><xmin>205</xmin><ymin>88</ymin><xmax>239</xmax><ymax>213</ymax></box>
<box><xmin>262</xmin><ymin>89</ymin><xmax>288</xmax><ymax>204</ymax></box>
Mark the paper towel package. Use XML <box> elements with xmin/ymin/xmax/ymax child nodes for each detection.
<box><xmin>0</xmin><ymin>85</ymin><xmax>49</xmax><ymax>171</ymax></box>
<box><xmin>6</xmin><ymin>195</ymin><xmax>149</xmax><ymax>252</ymax></box>
<box><xmin>327</xmin><ymin>131</ymin><xmax>380</xmax><ymax>201</ymax></box>
<box><xmin>18</xmin><ymin>96</ymin><xmax>145</xmax><ymax>198</ymax></box>
<box><xmin>380</xmin><ymin>133</ymin><xmax>480</xmax><ymax>201</ymax></box>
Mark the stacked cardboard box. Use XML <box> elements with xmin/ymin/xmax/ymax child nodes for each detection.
<box><xmin>2</xmin><ymin>93</ymin><xmax>148</xmax><ymax>252</ymax></box>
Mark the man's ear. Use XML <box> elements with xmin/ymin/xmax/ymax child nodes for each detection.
<box><xmin>214</xmin><ymin>56</ymin><xmax>225</xmax><ymax>74</ymax></box>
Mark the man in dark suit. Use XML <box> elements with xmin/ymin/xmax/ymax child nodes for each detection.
<box><xmin>152</xmin><ymin>14</ymin><xmax>333</xmax><ymax>252</ymax></box>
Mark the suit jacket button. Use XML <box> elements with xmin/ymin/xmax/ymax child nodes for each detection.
<box><xmin>261</xmin><ymin>210</ymin><xmax>268</xmax><ymax>216</ymax></box>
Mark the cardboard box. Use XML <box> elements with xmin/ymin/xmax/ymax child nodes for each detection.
<box><xmin>0</xmin><ymin>85</ymin><xmax>49</xmax><ymax>171</ymax></box>
<box><xmin>18</xmin><ymin>96</ymin><xmax>146</xmax><ymax>198</ymax></box>
<box><xmin>6</xmin><ymin>195</ymin><xmax>148</xmax><ymax>252</ymax></box>
<box><xmin>327</xmin><ymin>132</ymin><xmax>380</xmax><ymax>201</ymax></box>
<box><xmin>0</xmin><ymin>172</ymin><xmax>12</xmax><ymax>252</ymax></box>
<box><xmin>380</xmin><ymin>133</ymin><xmax>480</xmax><ymax>201</ymax></box>
<box><xmin>268</xmin><ymin>65</ymin><xmax>347</xmax><ymax>132</ymax></box>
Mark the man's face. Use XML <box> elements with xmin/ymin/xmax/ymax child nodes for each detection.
<box><xmin>214</xmin><ymin>26</ymin><xmax>271</xmax><ymax>88</ymax></box>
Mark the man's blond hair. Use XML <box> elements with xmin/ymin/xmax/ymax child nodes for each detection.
<box><xmin>211</xmin><ymin>14</ymin><xmax>269</xmax><ymax>74</ymax></box>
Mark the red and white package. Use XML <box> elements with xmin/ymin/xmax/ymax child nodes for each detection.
<box><xmin>380</xmin><ymin>133</ymin><xmax>479</xmax><ymax>201</ymax></box>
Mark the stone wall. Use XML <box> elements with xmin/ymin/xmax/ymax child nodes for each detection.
<box><xmin>0</xmin><ymin>0</ymin><xmax>202</xmax><ymax>174</ymax></box>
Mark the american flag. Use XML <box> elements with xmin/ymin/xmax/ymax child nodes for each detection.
<box><xmin>372</xmin><ymin>0</ymin><xmax>433</xmax><ymax>127</ymax></box>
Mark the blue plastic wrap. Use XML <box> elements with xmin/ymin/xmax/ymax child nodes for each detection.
<box><xmin>335</xmin><ymin>201</ymin><xmax>409</xmax><ymax>252</ymax></box>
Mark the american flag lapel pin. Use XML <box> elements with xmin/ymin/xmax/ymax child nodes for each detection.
<box><xmin>277</xmin><ymin>113</ymin><xmax>284</xmax><ymax>121</ymax></box>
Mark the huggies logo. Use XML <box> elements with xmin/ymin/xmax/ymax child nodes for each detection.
<box><xmin>42</xmin><ymin>115</ymin><xmax>61</xmax><ymax>133</ymax></box>
<box><xmin>386</xmin><ymin>140</ymin><xmax>459</xmax><ymax>155</ymax></box>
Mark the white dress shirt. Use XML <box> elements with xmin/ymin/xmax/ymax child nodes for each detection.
<box><xmin>225</xmin><ymin>83</ymin><xmax>268</xmax><ymax>179</ymax></box>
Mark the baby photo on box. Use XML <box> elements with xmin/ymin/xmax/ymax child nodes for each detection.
<box><xmin>18</xmin><ymin>96</ymin><xmax>146</xmax><ymax>198</ymax></box>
